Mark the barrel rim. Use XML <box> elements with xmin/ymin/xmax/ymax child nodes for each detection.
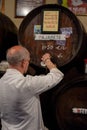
<box><xmin>56</xmin><ymin>75</ymin><xmax>87</xmax><ymax>96</ymax></box>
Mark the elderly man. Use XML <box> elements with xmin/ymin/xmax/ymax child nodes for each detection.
<box><xmin>0</xmin><ymin>45</ymin><xmax>64</xmax><ymax>130</ymax></box>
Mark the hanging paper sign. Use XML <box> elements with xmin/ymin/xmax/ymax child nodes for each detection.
<box><xmin>35</xmin><ymin>34</ymin><xmax>66</xmax><ymax>40</ymax></box>
<box><xmin>60</xmin><ymin>27</ymin><xmax>73</xmax><ymax>38</ymax></box>
<box><xmin>42</xmin><ymin>10</ymin><xmax>59</xmax><ymax>33</ymax></box>
<box><xmin>34</xmin><ymin>25</ymin><xmax>41</xmax><ymax>34</ymax></box>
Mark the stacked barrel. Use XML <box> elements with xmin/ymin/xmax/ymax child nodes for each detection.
<box><xmin>18</xmin><ymin>4</ymin><xmax>87</xmax><ymax>130</ymax></box>
<box><xmin>0</xmin><ymin>12</ymin><xmax>18</xmax><ymax>129</ymax></box>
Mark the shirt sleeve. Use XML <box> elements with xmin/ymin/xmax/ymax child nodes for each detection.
<box><xmin>25</xmin><ymin>68</ymin><xmax>64</xmax><ymax>95</ymax></box>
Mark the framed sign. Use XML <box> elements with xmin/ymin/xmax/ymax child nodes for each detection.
<box><xmin>42</xmin><ymin>10</ymin><xmax>59</xmax><ymax>33</ymax></box>
<box><xmin>15</xmin><ymin>0</ymin><xmax>45</xmax><ymax>18</ymax></box>
<box><xmin>58</xmin><ymin>0</ymin><xmax>87</xmax><ymax>15</ymax></box>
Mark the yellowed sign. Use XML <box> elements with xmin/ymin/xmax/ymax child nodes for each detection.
<box><xmin>43</xmin><ymin>10</ymin><xmax>59</xmax><ymax>32</ymax></box>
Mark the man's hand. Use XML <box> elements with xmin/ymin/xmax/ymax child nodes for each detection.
<box><xmin>41</xmin><ymin>53</ymin><xmax>56</xmax><ymax>70</ymax></box>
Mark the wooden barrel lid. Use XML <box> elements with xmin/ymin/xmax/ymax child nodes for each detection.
<box><xmin>18</xmin><ymin>4</ymin><xmax>86</xmax><ymax>68</ymax></box>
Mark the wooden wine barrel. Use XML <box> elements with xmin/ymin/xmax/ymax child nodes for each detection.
<box><xmin>0</xmin><ymin>12</ymin><xmax>18</xmax><ymax>62</ymax></box>
<box><xmin>0</xmin><ymin>13</ymin><xmax>18</xmax><ymax>129</ymax></box>
<box><xmin>18</xmin><ymin>4</ymin><xmax>87</xmax><ymax>69</ymax></box>
<box><xmin>55</xmin><ymin>75</ymin><xmax>87</xmax><ymax>130</ymax></box>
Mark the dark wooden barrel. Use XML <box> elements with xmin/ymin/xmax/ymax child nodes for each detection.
<box><xmin>0</xmin><ymin>13</ymin><xmax>18</xmax><ymax>129</ymax></box>
<box><xmin>0</xmin><ymin>12</ymin><xmax>18</xmax><ymax>62</ymax></box>
<box><xmin>55</xmin><ymin>75</ymin><xmax>87</xmax><ymax>130</ymax></box>
<box><xmin>18</xmin><ymin>4</ymin><xmax>87</xmax><ymax>130</ymax></box>
<box><xmin>18</xmin><ymin>4</ymin><xmax>87</xmax><ymax>69</ymax></box>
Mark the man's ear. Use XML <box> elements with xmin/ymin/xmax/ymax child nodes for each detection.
<box><xmin>21</xmin><ymin>59</ymin><xmax>25</xmax><ymax>68</ymax></box>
